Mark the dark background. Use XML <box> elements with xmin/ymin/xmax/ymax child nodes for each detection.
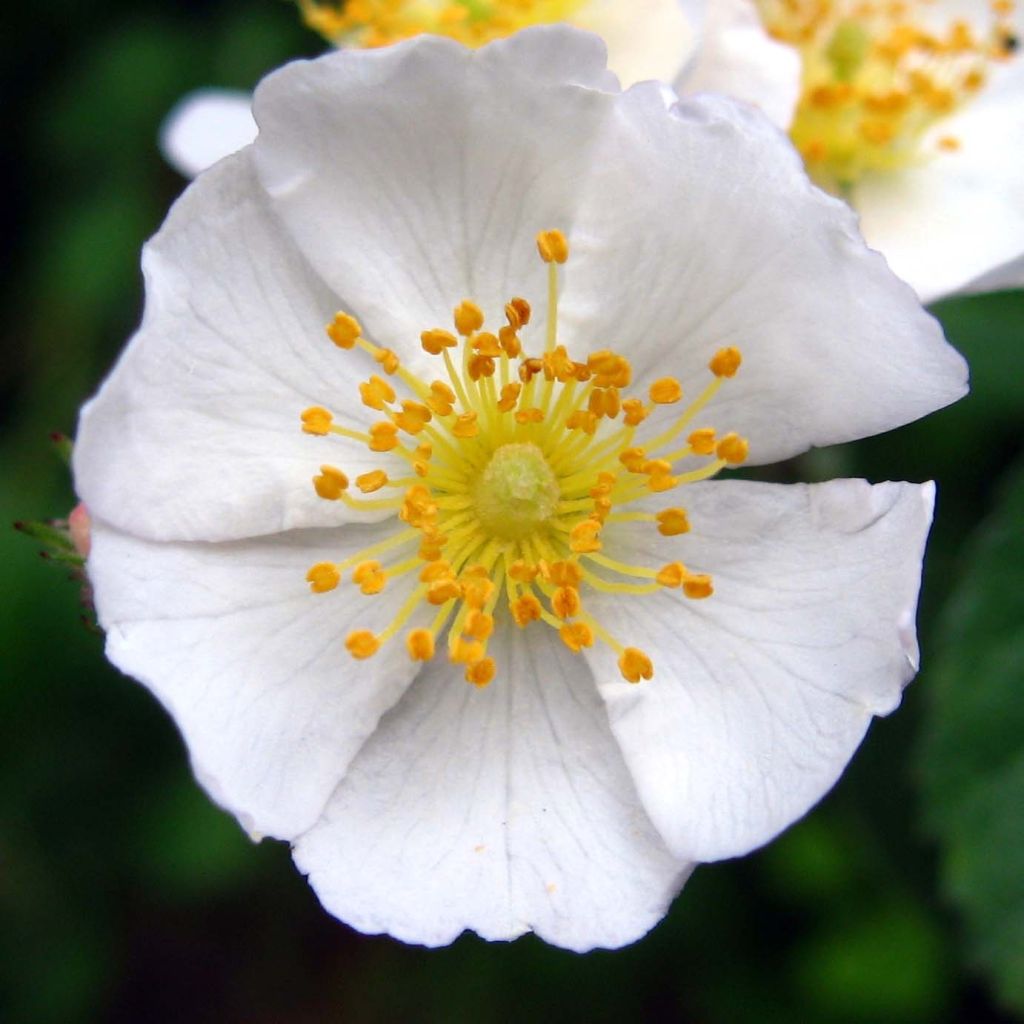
<box><xmin>3</xmin><ymin>2</ymin><xmax>1023</xmax><ymax>1021</ymax></box>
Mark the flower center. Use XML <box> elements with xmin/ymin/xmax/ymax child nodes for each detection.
<box><xmin>299</xmin><ymin>0</ymin><xmax>586</xmax><ymax>49</ymax></box>
<box><xmin>300</xmin><ymin>230</ymin><xmax>748</xmax><ymax>688</ymax></box>
<box><xmin>756</xmin><ymin>0</ymin><xmax>1019</xmax><ymax>193</ymax></box>
<box><xmin>474</xmin><ymin>442</ymin><xmax>560</xmax><ymax>540</ymax></box>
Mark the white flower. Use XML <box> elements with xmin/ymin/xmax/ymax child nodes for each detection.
<box><xmin>78</xmin><ymin>29</ymin><xmax>967</xmax><ymax>951</ymax></box>
<box><xmin>160</xmin><ymin>0</ymin><xmax>798</xmax><ymax>175</ymax></box>
<box><xmin>740</xmin><ymin>0</ymin><xmax>1024</xmax><ymax>302</ymax></box>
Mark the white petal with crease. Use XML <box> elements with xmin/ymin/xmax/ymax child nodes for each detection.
<box><xmin>295</xmin><ymin>626</ymin><xmax>690</xmax><ymax>951</ymax></box>
<box><xmin>75</xmin><ymin>153</ymin><xmax>392</xmax><ymax>544</ymax></box>
<box><xmin>585</xmin><ymin>478</ymin><xmax>934</xmax><ymax>862</ymax></box>
<box><xmin>89</xmin><ymin>517</ymin><xmax>423</xmax><ymax>840</ymax></box>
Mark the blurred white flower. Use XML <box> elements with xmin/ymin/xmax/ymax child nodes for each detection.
<box><xmin>84</xmin><ymin>29</ymin><xmax>966</xmax><ymax>950</ymax></box>
<box><xmin>749</xmin><ymin>0</ymin><xmax>1024</xmax><ymax>302</ymax></box>
<box><xmin>160</xmin><ymin>0</ymin><xmax>798</xmax><ymax>174</ymax></box>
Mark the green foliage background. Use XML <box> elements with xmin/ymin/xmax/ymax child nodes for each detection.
<box><xmin>2</xmin><ymin>2</ymin><xmax>1022</xmax><ymax>1021</ymax></box>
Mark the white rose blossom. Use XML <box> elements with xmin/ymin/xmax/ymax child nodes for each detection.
<box><xmin>77</xmin><ymin>29</ymin><xmax>967</xmax><ymax>951</ymax></box>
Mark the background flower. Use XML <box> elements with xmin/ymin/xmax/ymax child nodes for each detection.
<box><xmin>160</xmin><ymin>0</ymin><xmax>797</xmax><ymax>177</ymax></box>
<box><xmin>745</xmin><ymin>0</ymin><xmax>1024</xmax><ymax>302</ymax></box>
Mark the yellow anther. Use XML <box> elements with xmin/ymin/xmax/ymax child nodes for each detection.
<box><xmin>511</xmin><ymin>593</ymin><xmax>543</xmax><ymax>627</ymax></box>
<box><xmin>451</xmin><ymin>638</ymin><xmax>485</xmax><ymax>664</ymax></box>
<box><xmin>369</xmin><ymin>421</ymin><xmax>400</xmax><ymax>452</ymax></box>
<box><xmin>618</xmin><ymin>647</ymin><xmax>653</xmax><ymax>684</ymax></box>
<box><xmin>689</xmin><ymin>428</ymin><xmax>717</xmax><ymax>456</ymax></box>
<box><xmin>465</xmin><ymin>657</ymin><xmax>496</xmax><ymax>688</ymax></box>
<box><xmin>549</xmin><ymin>560</ymin><xmax>583</xmax><ymax>587</ymax></box>
<box><xmin>709</xmin><ymin>346</ymin><xmax>742</xmax><ymax>378</ymax></box>
<box><xmin>345</xmin><ymin>630</ymin><xmax>380</xmax><ymax>659</ymax></box>
<box><xmin>519</xmin><ymin>357</ymin><xmax>544</xmax><ymax>383</ymax></box>
<box><xmin>619</xmin><ymin>447</ymin><xmax>648</xmax><ymax>472</ymax></box>
<box><xmin>656</xmin><ymin>508</ymin><xmax>691</xmax><ymax>536</ymax></box>
<box><xmin>419</xmin><ymin>529</ymin><xmax>447</xmax><ymax>561</ymax></box>
<box><xmin>648</xmin><ymin>472</ymin><xmax>680</xmax><ymax>493</ymax></box>
<box><xmin>359</xmin><ymin>374</ymin><xmax>396</xmax><ymax>410</ymax></box>
<box><xmin>559</xmin><ymin>621</ymin><xmax>594</xmax><ymax>652</ymax></box>
<box><xmin>649</xmin><ymin>377</ymin><xmax>683</xmax><ymax>404</ymax></box>
<box><xmin>937</xmin><ymin>135</ymin><xmax>961</xmax><ymax>152</ymax></box>
<box><xmin>406</xmin><ymin>628</ymin><xmax>435</xmax><ymax>661</ymax></box>
<box><xmin>313</xmin><ymin>464</ymin><xmax>349</xmax><ymax>500</ymax></box>
<box><xmin>569</xmin><ymin>519</ymin><xmax>602</xmax><ymax>553</ymax></box>
<box><xmin>588</xmin><ymin>350</ymin><xmax>632</xmax><ymax>389</ymax></box>
<box><xmin>514</xmin><ymin>407</ymin><xmax>544</xmax><ymax>424</ymax></box>
<box><xmin>419</xmin><ymin>560</ymin><xmax>452</xmax><ymax>582</ymax></box>
<box><xmin>306</xmin><ymin>562</ymin><xmax>340</xmax><ymax>593</ymax></box>
<box><xmin>511</xmin><ymin>296</ymin><xmax>531</xmax><ymax>325</ymax></box>
<box><xmin>498</xmin><ymin>325</ymin><xmax>522</xmax><ymax>358</ymax></box>
<box><xmin>587</xmin><ymin>350</ymin><xmax>619</xmax><ymax>375</ymax></box>
<box><xmin>656</xmin><ymin>562</ymin><xmax>686</xmax><ymax>588</ymax></box>
<box><xmin>427</xmin><ymin>577</ymin><xmax>461</xmax><ymax>605</ymax></box>
<box><xmin>683</xmin><ymin>573</ymin><xmax>714</xmax><ymax>599</ymax></box>
<box><xmin>454</xmin><ymin>299</ymin><xmax>485</xmax><ymax>336</ymax></box>
<box><xmin>716</xmin><ymin>433</ymin><xmax>750</xmax><ymax>464</ymax></box>
<box><xmin>301</xmin><ymin>406</ymin><xmax>333</xmax><ymax>435</ymax></box>
<box><xmin>621</xmin><ymin>398</ymin><xmax>649</xmax><ymax>426</ymax></box>
<box><xmin>508</xmin><ymin>560</ymin><xmax>538</xmax><ymax>583</ymax></box>
<box><xmin>505</xmin><ymin>296</ymin><xmax>532</xmax><ymax>329</ymax></box>
<box><xmin>552</xmin><ymin>586</ymin><xmax>581</xmax><ymax>619</ymax></box>
<box><xmin>326</xmin><ymin>311</ymin><xmax>361</xmax><ymax>349</ymax></box>
<box><xmin>497</xmin><ymin>382</ymin><xmax>522</xmax><ymax>412</ymax></box>
<box><xmin>352</xmin><ymin>560</ymin><xmax>387</xmax><ymax>595</ymax></box>
<box><xmin>543</xmin><ymin>345</ymin><xmax>576</xmax><ymax>383</ymax></box>
<box><xmin>472</xmin><ymin>332</ymin><xmax>503</xmax><ymax>357</ymax></box>
<box><xmin>465</xmin><ymin>609</ymin><xmax>495</xmax><ymax>641</ymax></box>
<box><xmin>414</xmin><ymin>460</ymin><xmax>429</xmax><ymax>477</ymax></box>
<box><xmin>375</xmin><ymin>347</ymin><xmax>401</xmax><ymax>374</ymax></box>
<box><xmin>642</xmin><ymin>458</ymin><xmax>674</xmax><ymax>476</ymax></box>
<box><xmin>452</xmin><ymin>411</ymin><xmax>479</xmax><ymax>438</ymax></box>
<box><xmin>401</xmin><ymin>400</ymin><xmax>432</xmax><ymax>424</ymax></box>
<box><xmin>463</xmin><ymin>576</ymin><xmax>496</xmax><ymax>609</ymax></box>
<box><xmin>468</xmin><ymin>354</ymin><xmax>497</xmax><ymax>381</ymax></box>
<box><xmin>416</xmin><ymin>442</ymin><xmax>433</xmax><ymax>459</ymax></box>
<box><xmin>421</xmin><ymin>328</ymin><xmax>458</xmax><ymax>355</ymax></box>
<box><xmin>356</xmin><ymin>469</ymin><xmax>389</xmax><ymax>493</ymax></box>
<box><xmin>427</xmin><ymin>380</ymin><xmax>456</xmax><ymax>416</ymax></box>
<box><xmin>566</xmin><ymin>410</ymin><xmax>598</xmax><ymax>434</ymax></box>
<box><xmin>588</xmin><ymin>386</ymin><xmax>622</xmax><ymax>419</ymax></box>
<box><xmin>536</xmin><ymin>228</ymin><xmax>569</xmax><ymax>264</ymax></box>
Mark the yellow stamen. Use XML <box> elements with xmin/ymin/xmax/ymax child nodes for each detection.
<box><xmin>345</xmin><ymin>630</ymin><xmax>380</xmax><ymax>659</ymax></box>
<box><xmin>302</xmin><ymin>231</ymin><xmax>750</xmax><ymax>686</ymax></box>
<box><xmin>326</xmin><ymin>311</ymin><xmax>361</xmax><ymax>349</ymax></box>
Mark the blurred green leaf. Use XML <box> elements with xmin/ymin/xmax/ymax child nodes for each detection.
<box><xmin>920</xmin><ymin>453</ymin><xmax>1024</xmax><ymax>1011</ymax></box>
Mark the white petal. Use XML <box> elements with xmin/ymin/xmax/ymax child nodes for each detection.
<box><xmin>854</xmin><ymin>59</ymin><xmax>1024</xmax><ymax>302</ymax></box>
<box><xmin>160</xmin><ymin>89</ymin><xmax>258</xmax><ymax>179</ymax></box>
<box><xmin>251</xmin><ymin>29</ymin><xmax>620</xmax><ymax>361</ymax></box>
<box><xmin>584</xmin><ymin>478</ymin><xmax>935</xmax><ymax>862</ymax></box>
<box><xmin>88</xmin><ymin>516</ymin><xmax>423</xmax><ymax>840</ymax></box>
<box><xmin>74</xmin><ymin>150</ymin><xmax>393</xmax><ymax>544</ymax></box>
<box><xmin>573</xmin><ymin>0</ymin><xmax>696</xmax><ymax>88</ymax></box>
<box><xmin>558</xmin><ymin>89</ymin><xmax>968</xmax><ymax>462</ymax></box>
<box><xmin>677</xmin><ymin>0</ymin><xmax>801</xmax><ymax>129</ymax></box>
<box><xmin>294</xmin><ymin>626</ymin><xmax>690</xmax><ymax>951</ymax></box>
